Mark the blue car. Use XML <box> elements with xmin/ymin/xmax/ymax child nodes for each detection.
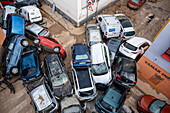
<box><xmin>20</xmin><ymin>46</ymin><xmax>41</xmax><ymax>83</ymax></box>
<box><xmin>71</xmin><ymin>43</ymin><xmax>91</xmax><ymax>67</ymax></box>
<box><xmin>95</xmin><ymin>83</ymin><xmax>128</xmax><ymax>113</ymax></box>
<box><xmin>4</xmin><ymin>14</ymin><xmax>25</xmax><ymax>46</ymax></box>
<box><xmin>5</xmin><ymin>35</ymin><xmax>29</xmax><ymax>78</ymax></box>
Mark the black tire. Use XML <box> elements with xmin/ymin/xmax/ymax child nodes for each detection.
<box><xmin>53</xmin><ymin>46</ymin><xmax>60</xmax><ymax>53</ymax></box>
<box><xmin>10</xmin><ymin>67</ymin><xmax>19</xmax><ymax>75</ymax></box>
<box><xmin>33</xmin><ymin>39</ymin><xmax>40</xmax><ymax>44</ymax></box>
<box><xmin>21</xmin><ymin>39</ymin><xmax>29</xmax><ymax>47</ymax></box>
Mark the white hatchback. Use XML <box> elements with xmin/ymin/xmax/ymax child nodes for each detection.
<box><xmin>119</xmin><ymin>37</ymin><xmax>152</xmax><ymax>59</ymax></box>
<box><xmin>91</xmin><ymin>43</ymin><xmax>112</xmax><ymax>90</ymax></box>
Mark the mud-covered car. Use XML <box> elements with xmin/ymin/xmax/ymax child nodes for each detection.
<box><xmin>33</xmin><ymin>36</ymin><xmax>67</xmax><ymax>60</ymax></box>
<box><xmin>20</xmin><ymin>46</ymin><xmax>41</xmax><ymax>83</ymax></box>
<box><xmin>61</xmin><ymin>96</ymin><xmax>86</xmax><ymax>113</ymax></box>
<box><xmin>44</xmin><ymin>54</ymin><xmax>73</xmax><ymax>100</ymax></box>
<box><xmin>10</xmin><ymin>0</ymin><xmax>42</xmax><ymax>8</ymax></box>
<box><xmin>26</xmin><ymin>77</ymin><xmax>59</xmax><ymax>113</ymax></box>
<box><xmin>5</xmin><ymin>35</ymin><xmax>28</xmax><ymax>78</ymax></box>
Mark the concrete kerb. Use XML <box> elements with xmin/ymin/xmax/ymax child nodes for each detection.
<box><xmin>41</xmin><ymin>4</ymin><xmax>85</xmax><ymax>36</ymax></box>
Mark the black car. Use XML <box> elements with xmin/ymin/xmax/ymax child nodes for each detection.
<box><xmin>10</xmin><ymin>0</ymin><xmax>42</xmax><ymax>8</ymax></box>
<box><xmin>95</xmin><ymin>82</ymin><xmax>128</xmax><ymax>113</ymax></box>
<box><xmin>44</xmin><ymin>54</ymin><xmax>73</xmax><ymax>100</ymax></box>
<box><xmin>113</xmin><ymin>56</ymin><xmax>137</xmax><ymax>88</ymax></box>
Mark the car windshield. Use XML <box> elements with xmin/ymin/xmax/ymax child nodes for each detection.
<box><xmin>79</xmin><ymin>89</ymin><xmax>93</xmax><ymax>97</ymax></box>
<box><xmin>63</xmin><ymin>106</ymin><xmax>81</xmax><ymax>113</ymax></box>
<box><xmin>23</xmin><ymin>67</ymin><xmax>37</xmax><ymax>77</ymax></box>
<box><xmin>75</xmin><ymin>54</ymin><xmax>88</xmax><ymax>60</ymax></box>
<box><xmin>8</xmin><ymin>42</ymin><xmax>14</xmax><ymax>50</ymax></box>
<box><xmin>149</xmin><ymin>99</ymin><xmax>166</xmax><ymax>113</ymax></box>
<box><xmin>124</xmin><ymin>42</ymin><xmax>137</xmax><ymax>51</ymax></box>
<box><xmin>132</xmin><ymin>0</ymin><xmax>139</xmax><ymax>3</ymax></box>
<box><xmin>124</xmin><ymin>31</ymin><xmax>135</xmax><ymax>36</ymax></box>
<box><xmin>38</xmin><ymin>29</ymin><xmax>48</xmax><ymax>36</ymax></box>
<box><xmin>51</xmin><ymin>73</ymin><xmax>68</xmax><ymax>87</ymax></box>
<box><xmin>2</xmin><ymin>20</ymin><xmax>7</xmax><ymax>29</ymax></box>
<box><xmin>92</xmin><ymin>62</ymin><xmax>108</xmax><ymax>75</ymax></box>
<box><xmin>27</xmin><ymin>77</ymin><xmax>43</xmax><ymax>91</ymax></box>
<box><xmin>120</xmin><ymin>71</ymin><xmax>136</xmax><ymax>81</ymax></box>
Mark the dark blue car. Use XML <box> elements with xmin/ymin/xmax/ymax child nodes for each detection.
<box><xmin>20</xmin><ymin>46</ymin><xmax>41</xmax><ymax>83</ymax></box>
<box><xmin>5</xmin><ymin>35</ymin><xmax>29</xmax><ymax>78</ymax></box>
<box><xmin>95</xmin><ymin>83</ymin><xmax>128</xmax><ymax>113</ymax></box>
<box><xmin>71</xmin><ymin>43</ymin><xmax>91</xmax><ymax>67</ymax></box>
<box><xmin>4</xmin><ymin>14</ymin><xmax>25</xmax><ymax>46</ymax></box>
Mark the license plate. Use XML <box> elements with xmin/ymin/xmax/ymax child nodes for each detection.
<box><xmin>80</xmin><ymin>62</ymin><xmax>86</xmax><ymax>64</ymax></box>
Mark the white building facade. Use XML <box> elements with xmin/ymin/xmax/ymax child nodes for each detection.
<box><xmin>44</xmin><ymin>0</ymin><xmax>119</xmax><ymax>27</ymax></box>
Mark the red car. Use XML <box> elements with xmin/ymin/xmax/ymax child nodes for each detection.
<box><xmin>0</xmin><ymin>0</ymin><xmax>14</xmax><ymax>6</ymax></box>
<box><xmin>137</xmin><ymin>95</ymin><xmax>170</xmax><ymax>113</ymax></box>
<box><xmin>33</xmin><ymin>36</ymin><xmax>67</xmax><ymax>60</ymax></box>
<box><xmin>127</xmin><ymin>0</ymin><xmax>146</xmax><ymax>10</ymax></box>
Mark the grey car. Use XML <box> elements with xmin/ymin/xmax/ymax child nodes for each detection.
<box><xmin>5</xmin><ymin>35</ymin><xmax>28</xmax><ymax>78</ymax></box>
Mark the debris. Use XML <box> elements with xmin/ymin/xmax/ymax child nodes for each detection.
<box><xmin>0</xmin><ymin>78</ymin><xmax>15</xmax><ymax>94</ymax></box>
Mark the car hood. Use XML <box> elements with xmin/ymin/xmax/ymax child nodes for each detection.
<box><xmin>53</xmin><ymin>81</ymin><xmax>72</xmax><ymax>100</ymax></box>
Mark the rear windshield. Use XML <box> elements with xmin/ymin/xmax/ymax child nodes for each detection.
<box><xmin>75</xmin><ymin>54</ymin><xmax>89</xmax><ymax>60</ymax></box>
<box><xmin>124</xmin><ymin>42</ymin><xmax>137</xmax><ymax>51</ymax></box>
<box><xmin>149</xmin><ymin>100</ymin><xmax>166</xmax><ymax>113</ymax></box>
<box><xmin>124</xmin><ymin>31</ymin><xmax>135</xmax><ymax>36</ymax></box>
<box><xmin>38</xmin><ymin>29</ymin><xmax>48</xmax><ymax>36</ymax></box>
<box><xmin>109</xmin><ymin>28</ymin><xmax>115</xmax><ymax>32</ymax></box>
<box><xmin>79</xmin><ymin>89</ymin><xmax>93</xmax><ymax>97</ymax></box>
<box><xmin>23</xmin><ymin>67</ymin><xmax>37</xmax><ymax>77</ymax></box>
<box><xmin>63</xmin><ymin>106</ymin><xmax>81</xmax><ymax>113</ymax></box>
<box><xmin>132</xmin><ymin>0</ymin><xmax>139</xmax><ymax>3</ymax></box>
<box><xmin>120</xmin><ymin>71</ymin><xmax>136</xmax><ymax>82</ymax></box>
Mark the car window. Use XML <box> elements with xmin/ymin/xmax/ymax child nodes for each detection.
<box><xmin>124</xmin><ymin>31</ymin><xmax>135</xmax><ymax>36</ymax></box>
<box><xmin>99</xmin><ymin>17</ymin><xmax>102</xmax><ymax>22</ymax></box>
<box><xmin>132</xmin><ymin>0</ymin><xmax>139</xmax><ymax>3</ymax></box>
<box><xmin>79</xmin><ymin>89</ymin><xmax>93</xmax><ymax>97</ymax></box>
<box><xmin>23</xmin><ymin>67</ymin><xmax>37</xmax><ymax>77</ymax></box>
<box><xmin>148</xmin><ymin>99</ymin><xmax>166</xmax><ymax>113</ymax></box>
<box><xmin>46</xmin><ymin>37</ymin><xmax>59</xmax><ymax>44</ymax></box>
<box><xmin>104</xmin><ymin>46</ymin><xmax>109</xmax><ymax>67</ymax></box>
<box><xmin>120</xmin><ymin>71</ymin><xmax>136</xmax><ymax>81</ymax></box>
<box><xmin>92</xmin><ymin>62</ymin><xmax>108</xmax><ymax>75</ymax></box>
<box><xmin>100</xmin><ymin>99</ymin><xmax>116</xmax><ymax>112</ymax></box>
<box><xmin>124</xmin><ymin>42</ymin><xmax>137</xmax><ymax>51</ymax></box>
<box><xmin>63</xmin><ymin>106</ymin><xmax>81</xmax><ymax>113</ymax></box>
<box><xmin>75</xmin><ymin>54</ymin><xmax>88</xmax><ymax>60</ymax></box>
<box><xmin>38</xmin><ymin>29</ymin><xmax>48</xmax><ymax>36</ymax></box>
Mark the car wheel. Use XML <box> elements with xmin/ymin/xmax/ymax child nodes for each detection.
<box><xmin>10</xmin><ymin>67</ymin><xmax>19</xmax><ymax>75</ymax></box>
<box><xmin>33</xmin><ymin>39</ymin><xmax>40</xmax><ymax>44</ymax></box>
<box><xmin>21</xmin><ymin>39</ymin><xmax>29</xmax><ymax>47</ymax></box>
<box><xmin>53</xmin><ymin>46</ymin><xmax>60</xmax><ymax>53</ymax></box>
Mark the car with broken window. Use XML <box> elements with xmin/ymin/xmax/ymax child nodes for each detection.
<box><xmin>91</xmin><ymin>43</ymin><xmax>112</xmax><ymax>90</ymax></box>
<box><xmin>19</xmin><ymin>6</ymin><xmax>42</xmax><ymax>23</ymax></box>
<box><xmin>71</xmin><ymin>43</ymin><xmax>91</xmax><ymax>67</ymax></box>
<box><xmin>86</xmin><ymin>24</ymin><xmax>103</xmax><ymax>48</ymax></box>
<box><xmin>33</xmin><ymin>36</ymin><xmax>67</xmax><ymax>60</ymax></box>
<box><xmin>71</xmin><ymin>66</ymin><xmax>97</xmax><ymax>101</ymax></box>
<box><xmin>119</xmin><ymin>37</ymin><xmax>151</xmax><ymax>60</ymax></box>
<box><xmin>4</xmin><ymin>35</ymin><xmax>28</xmax><ymax>79</ymax></box>
<box><xmin>44</xmin><ymin>54</ymin><xmax>73</xmax><ymax>100</ymax></box>
<box><xmin>115</xmin><ymin>14</ymin><xmax>135</xmax><ymax>39</ymax></box>
<box><xmin>20</xmin><ymin>46</ymin><xmax>42</xmax><ymax>83</ymax></box>
<box><xmin>127</xmin><ymin>0</ymin><xmax>146</xmax><ymax>10</ymax></box>
<box><xmin>113</xmin><ymin>56</ymin><xmax>137</xmax><ymax>88</ymax></box>
<box><xmin>10</xmin><ymin>0</ymin><xmax>42</xmax><ymax>8</ymax></box>
<box><xmin>25</xmin><ymin>77</ymin><xmax>59</xmax><ymax>113</ymax></box>
<box><xmin>95</xmin><ymin>83</ymin><xmax>128</xmax><ymax>113</ymax></box>
<box><xmin>61</xmin><ymin>96</ymin><xmax>86</xmax><ymax>113</ymax></box>
<box><xmin>26</xmin><ymin>24</ymin><xmax>50</xmax><ymax>39</ymax></box>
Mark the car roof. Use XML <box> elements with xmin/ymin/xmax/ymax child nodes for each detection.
<box><xmin>89</xmin><ymin>29</ymin><xmax>102</xmax><ymax>42</ymax></box>
<box><xmin>126</xmin><ymin>37</ymin><xmax>151</xmax><ymax>47</ymax></box>
<box><xmin>103</xmin><ymin>88</ymin><xmax>123</xmax><ymax>108</ymax></box>
<box><xmin>107</xmin><ymin>38</ymin><xmax>121</xmax><ymax>52</ymax></box>
<box><xmin>120</xmin><ymin>57</ymin><xmax>136</xmax><ymax>72</ymax></box>
<box><xmin>102</xmin><ymin>15</ymin><xmax>120</xmax><ymax>26</ymax></box>
<box><xmin>91</xmin><ymin>43</ymin><xmax>105</xmax><ymax>64</ymax></box>
<box><xmin>26</xmin><ymin>24</ymin><xmax>44</xmax><ymax>35</ymax></box>
<box><xmin>73</xmin><ymin>43</ymin><xmax>87</xmax><ymax>55</ymax></box>
<box><xmin>115</xmin><ymin>14</ymin><xmax>133</xmax><ymax>28</ymax></box>
<box><xmin>31</xmin><ymin>85</ymin><xmax>52</xmax><ymax>111</ymax></box>
<box><xmin>75</xmin><ymin>68</ymin><xmax>92</xmax><ymax>90</ymax></box>
<box><xmin>21</xmin><ymin>6</ymin><xmax>39</xmax><ymax>11</ymax></box>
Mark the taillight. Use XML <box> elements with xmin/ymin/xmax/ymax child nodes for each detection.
<box><xmin>106</xmin><ymin>32</ymin><xmax>107</xmax><ymax>36</ymax></box>
<box><xmin>132</xmin><ymin>81</ymin><xmax>137</xmax><ymax>83</ymax></box>
<box><xmin>73</xmin><ymin>61</ymin><xmax>76</xmax><ymax>64</ymax></box>
<box><xmin>122</xmin><ymin>35</ymin><xmax>125</xmax><ymax>39</ymax></box>
<box><xmin>89</xmin><ymin>45</ymin><xmax>91</xmax><ymax>48</ymax></box>
<box><xmin>132</xmin><ymin>51</ymin><xmax>138</xmax><ymax>54</ymax></box>
<box><xmin>116</xmin><ymin>74</ymin><xmax>121</xmax><ymax>79</ymax></box>
<box><xmin>88</xmin><ymin>59</ymin><xmax>91</xmax><ymax>63</ymax></box>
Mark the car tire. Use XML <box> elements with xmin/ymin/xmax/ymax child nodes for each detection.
<box><xmin>10</xmin><ymin>67</ymin><xmax>19</xmax><ymax>75</ymax></box>
<box><xmin>21</xmin><ymin>39</ymin><xmax>29</xmax><ymax>47</ymax></box>
<box><xmin>33</xmin><ymin>39</ymin><xmax>40</xmax><ymax>44</ymax></box>
<box><xmin>53</xmin><ymin>46</ymin><xmax>60</xmax><ymax>53</ymax></box>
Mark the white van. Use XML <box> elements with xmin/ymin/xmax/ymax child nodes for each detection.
<box><xmin>96</xmin><ymin>15</ymin><xmax>121</xmax><ymax>39</ymax></box>
<box><xmin>19</xmin><ymin>6</ymin><xmax>42</xmax><ymax>23</ymax></box>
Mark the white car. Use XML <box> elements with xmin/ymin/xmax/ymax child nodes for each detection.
<box><xmin>19</xmin><ymin>6</ymin><xmax>42</xmax><ymax>23</ymax></box>
<box><xmin>86</xmin><ymin>24</ymin><xmax>103</xmax><ymax>47</ymax></box>
<box><xmin>91</xmin><ymin>43</ymin><xmax>112</xmax><ymax>90</ymax></box>
<box><xmin>119</xmin><ymin>37</ymin><xmax>152</xmax><ymax>59</ymax></box>
<box><xmin>26</xmin><ymin>24</ymin><xmax>50</xmax><ymax>39</ymax></box>
<box><xmin>115</xmin><ymin>14</ymin><xmax>135</xmax><ymax>39</ymax></box>
<box><xmin>96</xmin><ymin>15</ymin><xmax>121</xmax><ymax>39</ymax></box>
<box><xmin>71</xmin><ymin>66</ymin><xmax>97</xmax><ymax>101</ymax></box>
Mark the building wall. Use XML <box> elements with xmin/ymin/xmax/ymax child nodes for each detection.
<box><xmin>138</xmin><ymin>19</ymin><xmax>170</xmax><ymax>99</ymax></box>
